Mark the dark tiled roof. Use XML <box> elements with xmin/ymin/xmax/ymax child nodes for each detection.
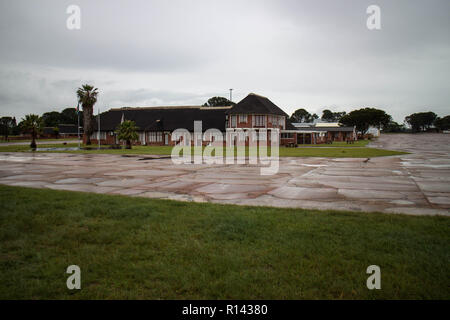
<box><xmin>225</xmin><ymin>93</ymin><xmax>288</xmax><ymax>117</ymax></box>
<box><xmin>93</xmin><ymin>106</ymin><xmax>231</xmax><ymax>132</ymax></box>
<box><xmin>42</xmin><ymin>127</ymin><xmax>56</xmax><ymax>135</ymax></box>
<box><xmin>58</xmin><ymin>124</ymin><xmax>80</xmax><ymax>134</ymax></box>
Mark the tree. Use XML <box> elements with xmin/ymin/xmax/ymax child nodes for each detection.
<box><xmin>332</xmin><ymin>111</ymin><xmax>346</xmax><ymax>122</ymax></box>
<box><xmin>383</xmin><ymin>121</ymin><xmax>406</xmax><ymax>133</ymax></box>
<box><xmin>434</xmin><ymin>115</ymin><xmax>450</xmax><ymax>131</ymax></box>
<box><xmin>321</xmin><ymin>109</ymin><xmax>346</xmax><ymax>122</ymax></box>
<box><xmin>339</xmin><ymin>108</ymin><xmax>391</xmax><ymax>135</ymax></box>
<box><xmin>42</xmin><ymin>111</ymin><xmax>63</xmax><ymax>127</ymax></box>
<box><xmin>404</xmin><ymin>112</ymin><xmax>438</xmax><ymax>132</ymax></box>
<box><xmin>0</xmin><ymin>117</ymin><xmax>16</xmax><ymax>141</ymax></box>
<box><xmin>116</xmin><ymin>120</ymin><xmax>138</xmax><ymax>149</ymax></box>
<box><xmin>20</xmin><ymin>114</ymin><xmax>44</xmax><ymax>149</ymax></box>
<box><xmin>321</xmin><ymin>109</ymin><xmax>334</xmax><ymax>122</ymax></box>
<box><xmin>290</xmin><ymin>108</ymin><xmax>317</xmax><ymax>123</ymax></box>
<box><xmin>61</xmin><ymin>108</ymin><xmax>79</xmax><ymax>125</ymax></box>
<box><xmin>41</xmin><ymin>108</ymin><xmax>80</xmax><ymax>127</ymax></box>
<box><xmin>203</xmin><ymin>96</ymin><xmax>235</xmax><ymax>107</ymax></box>
<box><xmin>77</xmin><ymin>84</ymin><xmax>99</xmax><ymax>145</ymax></box>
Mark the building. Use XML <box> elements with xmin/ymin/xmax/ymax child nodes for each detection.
<box><xmin>225</xmin><ymin>93</ymin><xmax>288</xmax><ymax>146</ymax></box>
<box><xmin>40</xmin><ymin>124</ymin><xmax>82</xmax><ymax>139</ymax></box>
<box><xmin>58</xmin><ymin>124</ymin><xmax>81</xmax><ymax>138</ymax></box>
<box><xmin>287</xmin><ymin>122</ymin><xmax>356</xmax><ymax>144</ymax></box>
<box><xmin>88</xmin><ymin>105</ymin><xmax>231</xmax><ymax>146</ymax></box>
<box><xmin>366</xmin><ymin>126</ymin><xmax>381</xmax><ymax>137</ymax></box>
<box><xmin>87</xmin><ymin>93</ymin><xmax>356</xmax><ymax>146</ymax></box>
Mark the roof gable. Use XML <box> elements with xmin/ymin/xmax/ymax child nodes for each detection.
<box><xmin>225</xmin><ymin>93</ymin><xmax>288</xmax><ymax>117</ymax></box>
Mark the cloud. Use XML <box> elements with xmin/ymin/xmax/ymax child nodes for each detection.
<box><xmin>0</xmin><ymin>0</ymin><xmax>449</xmax><ymax>123</ymax></box>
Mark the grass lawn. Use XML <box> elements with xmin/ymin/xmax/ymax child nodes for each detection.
<box><xmin>0</xmin><ymin>185</ymin><xmax>448</xmax><ymax>299</ymax></box>
<box><xmin>296</xmin><ymin>140</ymin><xmax>370</xmax><ymax>147</ymax></box>
<box><xmin>0</xmin><ymin>138</ymin><xmax>78</xmax><ymax>144</ymax></box>
<box><xmin>0</xmin><ymin>142</ymin><xmax>407</xmax><ymax>158</ymax></box>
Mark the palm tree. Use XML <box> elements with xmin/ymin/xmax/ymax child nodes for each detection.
<box><xmin>116</xmin><ymin>120</ymin><xmax>139</xmax><ymax>149</ymax></box>
<box><xmin>77</xmin><ymin>84</ymin><xmax>99</xmax><ymax>145</ymax></box>
<box><xmin>20</xmin><ymin>114</ymin><xmax>44</xmax><ymax>150</ymax></box>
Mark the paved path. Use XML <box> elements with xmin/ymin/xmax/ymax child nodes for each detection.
<box><xmin>0</xmin><ymin>134</ymin><xmax>449</xmax><ymax>216</ymax></box>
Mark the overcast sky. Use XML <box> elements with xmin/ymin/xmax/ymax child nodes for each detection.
<box><xmin>0</xmin><ymin>0</ymin><xmax>449</xmax><ymax>123</ymax></box>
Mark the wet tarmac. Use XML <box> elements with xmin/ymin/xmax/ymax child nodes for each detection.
<box><xmin>0</xmin><ymin>133</ymin><xmax>449</xmax><ymax>216</ymax></box>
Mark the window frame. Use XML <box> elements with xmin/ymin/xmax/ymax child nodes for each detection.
<box><xmin>231</xmin><ymin>115</ymin><xmax>237</xmax><ymax>127</ymax></box>
<box><xmin>253</xmin><ymin>115</ymin><xmax>266</xmax><ymax>127</ymax></box>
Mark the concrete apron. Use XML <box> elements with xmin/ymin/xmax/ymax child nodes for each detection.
<box><xmin>0</xmin><ymin>133</ymin><xmax>449</xmax><ymax>216</ymax></box>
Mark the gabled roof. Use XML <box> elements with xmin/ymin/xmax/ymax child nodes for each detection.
<box><xmin>93</xmin><ymin>106</ymin><xmax>231</xmax><ymax>132</ymax></box>
<box><xmin>58</xmin><ymin>124</ymin><xmax>79</xmax><ymax>134</ymax></box>
<box><xmin>225</xmin><ymin>93</ymin><xmax>288</xmax><ymax>117</ymax></box>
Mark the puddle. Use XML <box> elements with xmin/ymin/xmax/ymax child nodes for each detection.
<box><xmin>138</xmin><ymin>156</ymin><xmax>172</xmax><ymax>160</ymax></box>
<box><xmin>36</xmin><ymin>147</ymin><xmax>80</xmax><ymax>151</ymax></box>
<box><xmin>0</xmin><ymin>155</ymin><xmax>54</xmax><ymax>162</ymax></box>
<box><xmin>300</xmin><ymin>164</ymin><xmax>328</xmax><ymax>167</ymax></box>
<box><xmin>401</xmin><ymin>162</ymin><xmax>450</xmax><ymax>168</ymax></box>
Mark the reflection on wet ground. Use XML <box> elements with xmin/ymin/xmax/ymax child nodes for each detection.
<box><xmin>0</xmin><ymin>133</ymin><xmax>449</xmax><ymax>216</ymax></box>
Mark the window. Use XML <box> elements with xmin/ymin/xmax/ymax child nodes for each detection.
<box><xmin>239</xmin><ymin>114</ymin><xmax>247</xmax><ymax>123</ymax></box>
<box><xmin>272</xmin><ymin>116</ymin><xmax>283</xmax><ymax>127</ymax></box>
<box><xmin>139</xmin><ymin>132</ymin><xmax>145</xmax><ymax>144</ymax></box>
<box><xmin>253</xmin><ymin>115</ymin><xmax>266</xmax><ymax>127</ymax></box>
<box><xmin>231</xmin><ymin>115</ymin><xmax>237</xmax><ymax>127</ymax></box>
<box><xmin>281</xmin><ymin>133</ymin><xmax>293</xmax><ymax>139</ymax></box>
<box><xmin>148</xmin><ymin>132</ymin><xmax>163</xmax><ymax>142</ymax></box>
<box><xmin>91</xmin><ymin>132</ymin><xmax>106</xmax><ymax>139</ymax></box>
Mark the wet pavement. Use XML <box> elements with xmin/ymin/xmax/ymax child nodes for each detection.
<box><xmin>0</xmin><ymin>133</ymin><xmax>449</xmax><ymax>216</ymax></box>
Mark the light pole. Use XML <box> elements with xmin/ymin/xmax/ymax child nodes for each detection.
<box><xmin>98</xmin><ymin>108</ymin><xmax>101</xmax><ymax>150</ymax></box>
<box><xmin>77</xmin><ymin>102</ymin><xmax>81</xmax><ymax>149</ymax></box>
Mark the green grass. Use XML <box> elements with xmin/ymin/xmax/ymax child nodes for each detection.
<box><xmin>296</xmin><ymin>140</ymin><xmax>370</xmax><ymax>147</ymax></box>
<box><xmin>0</xmin><ymin>138</ymin><xmax>78</xmax><ymax>144</ymax></box>
<box><xmin>0</xmin><ymin>143</ymin><xmax>81</xmax><ymax>153</ymax></box>
<box><xmin>0</xmin><ymin>185</ymin><xmax>448</xmax><ymax>299</ymax></box>
<box><xmin>0</xmin><ymin>142</ymin><xmax>407</xmax><ymax>158</ymax></box>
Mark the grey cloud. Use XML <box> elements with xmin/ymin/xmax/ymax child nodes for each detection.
<box><xmin>103</xmin><ymin>88</ymin><xmax>213</xmax><ymax>108</ymax></box>
<box><xmin>0</xmin><ymin>0</ymin><xmax>449</xmax><ymax>123</ymax></box>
